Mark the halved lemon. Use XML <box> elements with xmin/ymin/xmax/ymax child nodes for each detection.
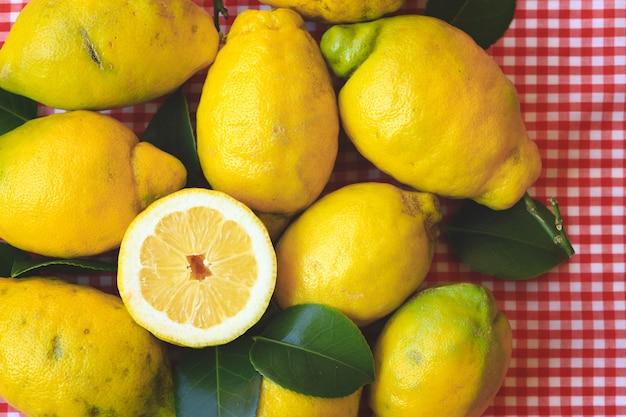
<box><xmin>117</xmin><ymin>188</ymin><xmax>277</xmax><ymax>347</ymax></box>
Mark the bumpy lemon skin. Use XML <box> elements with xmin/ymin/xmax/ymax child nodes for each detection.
<box><xmin>321</xmin><ymin>15</ymin><xmax>542</xmax><ymax>210</ymax></box>
<box><xmin>0</xmin><ymin>110</ymin><xmax>186</xmax><ymax>258</ymax></box>
<box><xmin>256</xmin><ymin>377</ymin><xmax>362</xmax><ymax>417</ymax></box>
<box><xmin>0</xmin><ymin>0</ymin><xmax>219</xmax><ymax>110</ymax></box>
<box><xmin>274</xmin><ymin>182</ymin><xmax>442</xmax><ymax>327</ymax></box>
<box><xmin>0</xmin><ymin>277</ymin><xmax>175</xmax><ymax>417</ymax></box>
<box><xmin>258</xmin><ymin>0</ymin><xmax>406</xmax><ymax>24</ymax></box>
<box><xmin>369</xmin><ymin>282</ymin><xmax>513</xmax><ymax>417</ymax></box>
<box><xmin>196</xmin><ymin>8</ymin><xmax>339</xmax><ymax>238</ymax></box>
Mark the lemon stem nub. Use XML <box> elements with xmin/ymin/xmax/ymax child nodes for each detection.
<box><xmin>187</xmin><ymin>254</ymin><xmax>212</xmax><ymax>281</ymax></box>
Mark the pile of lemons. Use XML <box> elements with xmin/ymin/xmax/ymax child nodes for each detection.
<box><xmin>0</xmin><ymin>0</ymin><xmax>542</xmax><ymax>416</ymax></box>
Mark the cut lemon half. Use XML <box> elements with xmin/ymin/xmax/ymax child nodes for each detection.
<box><xmin>117</xmin><ymin>188</ymin><xmax>277</xmax><ymax>347</ymax></box>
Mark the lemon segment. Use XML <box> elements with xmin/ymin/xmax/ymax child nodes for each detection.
<box><xmin>118</xmin><ymin>188</ymin><xmax>277</xmax><ymax>348</ymax></box>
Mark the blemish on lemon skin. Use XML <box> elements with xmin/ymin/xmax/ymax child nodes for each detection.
<box><xmin>401</xmin><ymin>192</ymin><xmax>423</xmax><ymax>217</ymax></box>
<box><xmin>407</xmin><ymin>350</ymin><xmax>422</xmax><ymax>364</ymax></box>
<box><xmin>80</xmin><ymin>28</ymin><xmax>103</xmax><ymax>70</ymax></box>
<box><xmin>49</xmin><ymin>335</ymin><xmax>63</xmax><ymax>360</ymax></box>
<box><xmin>85</xmin><ymin>404</ymin><xmax>119</xmax><ymax>417</ymax></box>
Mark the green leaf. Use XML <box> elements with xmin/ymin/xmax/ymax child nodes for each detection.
<box><xmin>211</xmin><ymin>0</ymin><xmax>229</xmax><ymax>33</ymax></box>
<box><xmin>0</xmin><ymin>242</ymin><xmax>30</xmax><ymax>277</ymax></box>
<box><xmin>250</xmin><ymin>304</ymin><xmax>375</xmax><ymax>398</ymax></box>
<box><xmin>141</xmin><ymin>88</ymin><xmax>204</xmax><ymax>187</ymax></box>
<box><xmin>0</xmin><ymin>242</ymin><xmax>116</xmax><ymax>277</ymax></box>
<box><xmin>425</xmin><ymin>0</ymin><xmax>516</xmax><ymax>49</ymax></box>
<box><xmin>11</xmin><ymin>257</ymin><xmax>117</xmax><ymax>278</ymax></box>
<box><xmin>174</xmin><ymin>337</ymin><xmax>261</xmax><ymax>417</ymax></box>
<box><xmin>0</xmin><ymin>88</ymin><xmax>38</xmax><ymax>135</ymax></box>
<box><xmin>445</xmin><ymin>196</ymin><xmax>574</xmax><ymax>280</ymax></box>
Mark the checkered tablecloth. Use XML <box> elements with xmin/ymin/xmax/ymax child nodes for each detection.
<box><xmin>1</xmin><ymin>0</ymin><xmax>625</xmax><ymax>416</ymax></box>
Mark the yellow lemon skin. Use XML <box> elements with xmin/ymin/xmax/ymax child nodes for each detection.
<box><xmin>369</xmin><ymin>282</ymin><xmax>512</xmax><ymax>417</ymax></box>
<box><xmin>0</xmin><ymin>110</ymin><xmax>186</xmax><ymax>258</ymax></box>
<box><xmin>0</xmin><ymin>277</ymin><xmax>175</xmax><ymax>417</ymax></box>
<box><xmin>256</xmin><ymin>377</ymin><xmax>362</xmax><ymax>417</ymax></box>
<box><xmin>274</xmin><ymin>182</ymin><xmax>441</xmax><ymax>327</ymax></box>
<box><xmin>258</xmin><ymin>0</ymin><xmax>405</xmax><ymax>23</ymax></box>
<box><xmin>0</xmin><ymin>0</ymin><xmax>219</xmax><ymax>110</ymax></box>
<box><xmin>196</xmin><ymin>8</ymin><xmax>339</xmax><ymax>239</ymax></box>
<box><xmin>321</xmin><ymin>15</ymin><xmax>542</xmax><ymax>210</ymax></box>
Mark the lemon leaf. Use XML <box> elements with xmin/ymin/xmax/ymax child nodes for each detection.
<box><xmin>10</xmin><ymin>258</ymin><xmax>117</xmax><ymax>278</ymax></box>
<box><xmin>211</xmin><ymin>0</ymin><xmax>229</xmax><ymax>33</ymax></box>
<box><xmin>173</xmin><ymin>337</ymin><xmax>261</xmax><ymax>417</ymax></box>
<box><xmin>445</xmin><ymin>196</ymin><xmax>574</xmax><ymax>280</ymax></box>
<box><xmin>250</xmin><ymin>303</ymin><xmax>375</xmax><ymax>398</ymax></box>
<box><xmin>424</xmin><ymin>0</ymin><xmax>516</xmax><ymax>49</ymax></box>
<box><xmin>0</xmin><ymin>242</ymin><xmax>30</xmax><ymax>277</ymax></box>
<box><xmin>0</xmin><ymin>88</ymin><xmax>37</xmax><ymax>135</ymax></box>
<box><xmin>141</xmin><ymin>88</ymin><xmax>205</xmax><ymax>187</ymax></box>
<box><xmin>0</xmin><ymin>242</ymin><xmax>117</xmax><ymax>277</ymax></box>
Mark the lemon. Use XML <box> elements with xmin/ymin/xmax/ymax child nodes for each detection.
<box><xmin>196</xmin><ymin>8</ymin><xmax>339</xmax><ymax>240</ymax></box>
<box><xmin>368</xmin><ymin>282</ymin><xmax>512</xmax><ymax>417</ymax></box>
<box><xmin>320</xmin><ymin>15</ymin><xmax>542</xmax><ymax>210</ymax></box>
<box><xmin>0</xmin><ymin>277</ymin><xmax>175</xmax><ymax>417</ymax></box>
<box><xmin>0</xmin><ymin>0</ymin><xmax>219</xmax><ymax>110</ymax></box>
<box><xmin>257</xmin><ymin>0</ymin><xmax>405</xmax><ymax>23</ymax></box>
<box><xmin>117</xmin><ymin>187</ymin><xmax>277</xmax><ymax>348</ymax></box>
<box><xmin>256</xmin><ymin>377</ymin><xmax>362</xmax><ymax>417</ymax></box>
<box><xmin>274</xmin><ymin>182</ymin><xmax>441</xmax><ymax>326</ymax></box>
<box><xmin>0</xmin><ymin>110</ymin><xmax>186</xmax><ymax>258</ymax></box>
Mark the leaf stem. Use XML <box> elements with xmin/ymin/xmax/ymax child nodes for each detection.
<box><xmin>211</xmin><ymin>0</ymin><xmax>229</xmax><ymax>34</ymax></box>
<box><xmin>523</xmin><ymin>193</ymin><xmax>575</xmax><ymax>257</ymax></box>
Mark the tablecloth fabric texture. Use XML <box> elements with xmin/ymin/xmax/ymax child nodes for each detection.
<box><xmin>0</xmin><ymin>0</ymin><xmax>625</xmax><ymax>416</ymax></box>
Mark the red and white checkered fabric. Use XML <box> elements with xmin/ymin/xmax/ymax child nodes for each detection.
<box><xmin>1</xmin><ymin>0</ymin><xmax>625</xmax><ymax>416</ymax></box>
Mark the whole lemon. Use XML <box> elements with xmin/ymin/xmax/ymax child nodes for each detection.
<box><xmin>0</xmin><ymin>110</ymin><xmax>186</xmax><ymax>258</ymax></box>
<box><xmin>256</xmin><ymin>377</ymin><xmax>362</xmax><ymax>417</ymax></box>
<box><xmin>274</xmin><ymin>182</ymin><xmax>441</xmax><ymax>326</ymax></box>
<box><xmin>0</xmin><ymin>0</ymin><xmax>219</xmax><ymax>110</ymax></box>
<box><xmin>369</xmin><ymin>282</ymin><xmax>512</xmax><ymax>417</ymax></box>
<box><xmin>196</xmin><ymin>8</ymin><xmax>339</xmax><ymax>239</ymax></box>
<box><xmin>0</xmin><ymin>277</ymin><xmax>175</xmax><ymax>417</ymax></box>
<box><xmin>320</xmin><ymin>15</ymin><xmax>542</xmax><ymax>210</ymax></box>
<box><xmin>257</xmin><ymin>0</ymin><xmax>405</xmax><ymax>23</ymax></box>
